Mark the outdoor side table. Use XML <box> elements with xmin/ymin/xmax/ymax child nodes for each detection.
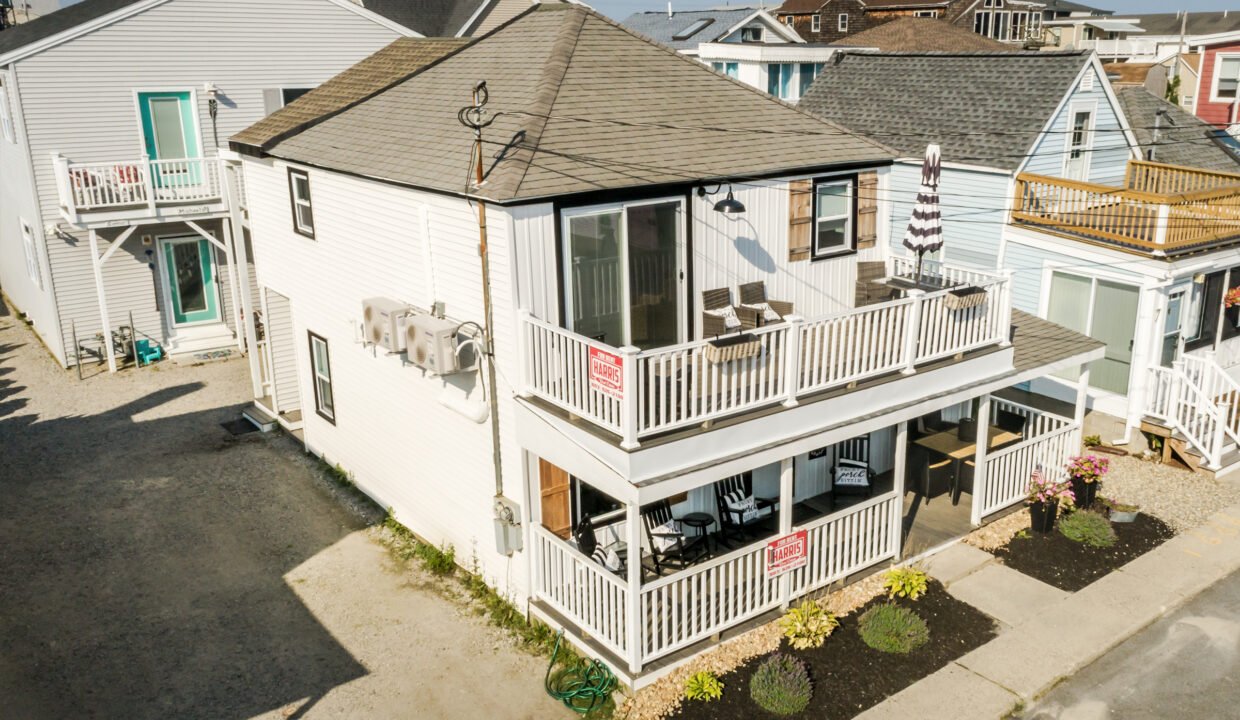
<box><xmin>681</xmin><ymin>512</ymin><xmax>717</xmax><ymax>556</ymax></box>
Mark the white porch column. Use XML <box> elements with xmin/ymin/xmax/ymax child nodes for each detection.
<box><xmin>222</xmin><ymin>163</ymin><xmax>260</xmax><ymax>384</ymax></box>
<box><xmin>892</xmin><ymin>421</ymin><xmax>908</xmax><ymax>557</ymax></box>
<box><xmin>625</xmin><ymin>500</ymin><xmax>642</xmax><ymax>674</ymax></box>
<box><xmin>971</xmin><ymin>394</ymin><xmax>992</xmax><ymax>527</ymax></box>
<box><xmin>1074</xmin><ymin>366</ymin><xmax>1091</xmax><ymax>434</ymax></box>
<box><xmin>778</xmin><ymin>456</ymin><xmax>794</xmax><ymax>609</ymax></box>
<box><xmin>88</xmin><ymin>229</ymin><xmax>117</xmax><ymax>374</ymax></box>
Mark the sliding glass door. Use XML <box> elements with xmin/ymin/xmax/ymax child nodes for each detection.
<box><xmin>563</xmin><ymin>199</ymin><xmax>685</xmax><ymax>349</ymax></box>
<box><xmin>1046</xmin><ymin>270</ymin><xmax>1139</xmax><ymax>395</ymax></box>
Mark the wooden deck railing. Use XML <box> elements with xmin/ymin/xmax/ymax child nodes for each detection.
<box><xmin>519</xmin><ymin>264</ymin><xmax>1011</xmax><ymax>447</ymax></box>
<box><xmin>1012</xmin><ymin>163</ymin><xmax>1240</xmax><ymax>253</ymax></box>
<box><xmin>51</xmin><ymin>153</ymin><xmax>227</xmax><ymax>222</ymax></box>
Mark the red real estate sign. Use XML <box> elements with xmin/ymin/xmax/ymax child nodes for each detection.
<box><xmin>765</xmin><ymin>530</ymin><xmax>809</xmax><ymax>579</ymax></box>
<box><xmin>589</xmin><ymin>347</ymin><xmax>624</xmax><ymax>399</ymax></box>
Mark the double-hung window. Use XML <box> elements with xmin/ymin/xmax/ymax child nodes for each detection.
<box><xmin>838</xmin><ymin>13</ymin><xmax>848</xmax><ymax>32</ymax></box>
<box><xmin>20</xmin><ymin>219</ymin><xmax>40</xmax><ymax>288</ymax></box>
<box><xmin>767</xmin><ymin>64</ymin><xmax>793</xmax><ymax>99</ymax></box>
<box><xmin>308</xmin><ymin>331</ymin><xmax>335</xmax><ymax>423</ymax></box>
<box><xmin>812</xmin><ymin>177</ymin><xmax>854</xmax><ymax>258</ymax></box>
<box><xmin>1215</xmin><ymin>56</ymin><xmax>1240</xmax><ymax>101</ymax></box>
<box><xmin>741</xmin><ymin>26</ymin><xmax>763</xmax><ymax>42</ymax></box>
<box><xmin>288</xmin><ymin>167</ymin><xmax>315</xmax><ymax>238</ymax></box>
<box><xmin>811</xmin><ymin>14</ymin><xmax>821</xmax><ymax>32</ymax></box>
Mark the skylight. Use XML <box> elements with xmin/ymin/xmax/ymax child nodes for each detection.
<box><xmin>673</xmin><ymin>18</ymin><xmax>715</xmax><ymax>41</ymax></box>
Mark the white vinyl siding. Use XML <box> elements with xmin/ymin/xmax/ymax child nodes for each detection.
<box><xmin>1023</xmin><ymin>65</ymin><xmax>1132</xmax><ymax>186</ymax></box>
<box><xmin>887</xmin><ymin>163</ymin><xmax>1008</xmax><ymax>270</ymax></box>
<box><xmin>12</xmin><ymin>0</ymin><xmax>402</xmax><ymax>365</ymax></box>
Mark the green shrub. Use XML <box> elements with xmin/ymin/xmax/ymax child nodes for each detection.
<box><xmin>1058</xmin><ymin>510</ymin><xmax>1117</xmax><ymax>548</ymax></box>
<box><xmin>882</xmin><ymin>566</ymin><xmax>929</xmax><ymax>602</ymax></box>
<box><xmin>684</xmin><ymin>670</ymin><xmax>724</xmax><ymax>702</ymax></box>
<box><xmin>779</xmin><ymin>600</ymin><xmax>839</xmax><ymax>650</ymax></box>
<box><xmin>858</xmin><ymin>603</ymin><xmax>930</xmax><ymax>654</ymax></box>
<box><xmin>1083</xmin><ymin>435</ymin><xmax>1102</xmax><ymax>448</ymax></box>
<box><xmin>749</xmin><ymin>654</ymin><xmax>812</xmax><ymax>716</ymax></box>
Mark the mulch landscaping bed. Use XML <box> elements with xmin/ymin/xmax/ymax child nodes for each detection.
<box><xmin>994</xmin><ymin>511</ymin><xmax>1176</xmax><ymax>592</ymax></box>
<box><xmin>670</xmin><ymin>580</ymin><xmax>997</xmax><ymax>720</ymax></box>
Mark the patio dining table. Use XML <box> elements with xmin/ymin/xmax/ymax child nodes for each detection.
<box><xmin>914</xmin><ymin>425</ymin><xmax>1021</xmax><ymax>500</ymax></box>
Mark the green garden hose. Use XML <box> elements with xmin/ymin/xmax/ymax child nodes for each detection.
<box><xmin>545</xmin><ymin>630</ymin><xmax>617</xmax><ymax>715</ymax></box>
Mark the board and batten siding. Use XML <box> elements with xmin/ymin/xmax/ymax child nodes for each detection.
<box><xmin>1022</xmin><ymin>64</ymin><xmax>1135</xmax><ymax>187</ymax></box>
<box><xmin>12</xmin><ymin>0</ymin><xmax>404</xmax><ymax>364</ymax></box>
<box><xmin>0</xmin><ymin>65</ymin><xmax>59</xmax><ymax>355</ymax></box>
<box><xmin>887</xmin><ymin>163</ymin><xmax>1009</xmax><ymax>271</ymax></box>
<box><xmin>244</xmin><ymin>157</ymin><xmax>529</xmax><ymax>598</ymax></box>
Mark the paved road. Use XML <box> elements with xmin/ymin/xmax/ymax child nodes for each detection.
<box><xmin>0</xmin><ymin>299</ymin><xmax>565</xmax><ymax>719</ymax></box>
<box><xmin>1020</xmin><ymin>569</ymin><xmax>1240</xmax><ymax>720</ymax></box>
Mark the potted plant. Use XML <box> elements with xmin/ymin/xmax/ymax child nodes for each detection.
<box><xmin>1065</xmin><ymin>454</ymin><xmax>1109</xmax><ymax>510</ymax></box>
<box><xmin>1099</xmin><ymin>496</ymin><xmax>1140</xmax><ymax>523</ymax></box>
<box><xmin>1027</xmin><ymin>468</ymin><xmax>1074</xmax><ymax>533</ymax></box>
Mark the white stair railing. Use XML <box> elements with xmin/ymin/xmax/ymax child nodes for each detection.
<box><xmin>1146</xmin><ymin>362</ymin><xmax>1229</xmax><ymax>469</ymax></box>
<box><xmin>1179</xmin><ymin>354</ymin><xmax>1240</xmax><ymax>447</ymax></box>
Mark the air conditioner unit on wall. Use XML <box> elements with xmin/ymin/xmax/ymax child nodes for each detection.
<box><xmin>405</xmin><ymin>312</ymin><xmax>460</xmax><ymax>374</ymax></box>
<box><xmin>362</xmin><ymin>297</ymin><xmax>412</xmax><ymax>352</ymax></box>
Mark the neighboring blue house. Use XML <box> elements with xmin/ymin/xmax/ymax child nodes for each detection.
<box><xmin>802</xmin><ymin>50</ymin><xmax>1240</xmax><ymax>476</ymax></box>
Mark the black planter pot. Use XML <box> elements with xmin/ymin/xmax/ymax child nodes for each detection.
<box><xmin>1227</xmin><ymin>305</ymin><xmax>1240</xmax><ymax>329</ymax></box>
<box><xmin>1070</xmin><ymin>477</ymin><xmax>1099</xmax><ymax>509</ymax></box>
<box><xmin>1030</xmin><ymin>501</ymin><xmax>1058</xmax><ymax>533</ymax></box>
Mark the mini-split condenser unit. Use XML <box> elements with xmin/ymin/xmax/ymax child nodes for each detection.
<box><xmin>405</xmin><ymin>313</ymin><xmax>460</xmax><ymax>374</ymax></box>
<box><xmin>362</xmin><ymin>297</ymin><xmax>412</xmax><ymax>352</ymax></box>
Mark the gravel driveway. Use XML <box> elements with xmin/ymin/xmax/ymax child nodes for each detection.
<box><xmin>0</xmin><ymin>298</ymin><xmax>567</xmax><ymax>720</ymax></box>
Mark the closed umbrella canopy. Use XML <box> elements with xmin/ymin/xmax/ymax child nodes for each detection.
<box><xmin>903</xmin><ymin>144</ymin><xmax>943</xmax><ymax>286</ymax></box>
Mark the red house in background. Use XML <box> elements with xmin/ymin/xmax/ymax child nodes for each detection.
<box><xmin>1193</xmin><ymin>34</ymin><xmax>1240</xmax><ymax>128</ymax></box>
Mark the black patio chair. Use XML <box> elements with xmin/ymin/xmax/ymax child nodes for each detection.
<box><xmin>832</xmin><ymin>437</ymin><xmax>876</xmax><ymax>501</ymax></box>
<box><xmin>641</xmin><ymin>500</ymin><xmax>708</xmax><ymax>575</ymax></box>
<box><xmin>574</xmin><ymin>515</ymin><xmax>624</xmax><ymax>574</ymax></box>
<box><xmin>713</xmin><ymin>472</ymin><xmax>776</xmax><ymax>547</ymax></box>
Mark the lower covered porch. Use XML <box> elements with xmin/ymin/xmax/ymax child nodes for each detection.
<box><xmin>523</xmin><ymin>384</ymin><xmax>1086</xmax><ymax>682</ymax></box>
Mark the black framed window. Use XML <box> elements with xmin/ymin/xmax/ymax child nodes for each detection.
<box><xmin>812</xmin><ymin>175</ymin><xmax>856</xmax><ymax>259</ymax></box>
<box><xmin>1187</xmin><ymin>270</ymin><xmax>1226</xmax><ymax>352</ymax></box>
<box><xmin>288</xmin><ymin>168</ymin><xmax>315</xmax><ymax>238</ymax></box>
<box><xmin>308</xmin><ymin>331</ymin><xmax>335</xmax><ymax>423</ymax></box>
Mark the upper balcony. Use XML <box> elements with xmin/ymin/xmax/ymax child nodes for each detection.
<box><xmin>51</xmin><ymin>154</ymin><xmax>231</xmax><ymax>227</ymax></box>
<box><xmin>1011</xmin><ymin>160</ymin><xmax>1240</xmax><ymax>256</ymax></box>
<box><xmin>518</xmin><ymin>257</ymin><xmax>1013</xmax><ymax>451</ymax></box>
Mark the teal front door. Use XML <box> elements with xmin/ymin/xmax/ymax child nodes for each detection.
<box><xmin>161</xmin><ymin>237</ymin><xmax>219</xmax><ymax>325</ymax></box>
<box><xmin>137</xmin><ymin>91</ymin><xmax>200</xmax><ymax>187</ymax></box>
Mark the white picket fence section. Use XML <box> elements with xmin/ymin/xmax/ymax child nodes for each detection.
<box><xmin>639</xmin><ymin>492</ymin><xmax>900</xmax><ymax>664</ymax></box>
<box><xmin>531</xmin><ymin>526</ymin><xmax>629</xmax><ymax>659</ymax></box>
<box><xmin>52</xmin><ymin>154</ymin><xmax>226</xmax><ymax>216</ymax></box>
<box><xmin>519</xmin><ymin>261</ymin><xmax>1010</xmax><ymax>445</ymax></box>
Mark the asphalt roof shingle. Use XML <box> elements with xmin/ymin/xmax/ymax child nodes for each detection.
<box><xmin>620</xmin><ymin>7</ymin><xmax>759</xmax><ymax>51</ymax></box>
<box><xmin>1115</xmin><ymin>87</ymin><xmax>1240</xmax><ymax>174</ymax></box>
<box><xmin>359</xmin><ymin>0</ymin><xmax>486</xmax><ymax>36</ymax></box>
<box><xmin>0</xmin><ymin>0</ymin><xmax>140</xmax><ymax>58</ymax></box>
<box><xmin>831</xmin><ymin>18</ymin><xmax>1014</xmax><ymax>52</ymax></box>
<box><xmin>244</xmin><ymin>4</ymin><xmax>894</xmax><ymax>203</ymax></box>
<box><xmin>798</xmin><ymin>51</ymin><xmax>1091</xmax><ymax>170</ymax></box>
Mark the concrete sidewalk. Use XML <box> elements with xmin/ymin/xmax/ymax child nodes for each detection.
<box><xmin>857</xmin><ymin>504</ymin><xmax>1240</xmax><ymax>720</ymax></box>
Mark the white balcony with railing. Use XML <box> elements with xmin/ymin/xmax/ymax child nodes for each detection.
<box><xmin>519</xmin><ymin>258</ymin><xmax>1013</xmax><ymax>448</ymax></box>
<box><xmin>52</xmin><ymin>153</ymin><xmax>229</xmax><ymax>226</ymax></box>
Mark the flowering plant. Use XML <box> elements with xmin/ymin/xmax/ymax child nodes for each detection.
<box><xmin>1066</xmin><ymin>454</ymin><xmax>1110</xmax><ymax>484</ymax></box>
<box><xmin>1027</xmin><ymin>467</ymin><xmax>1074</xmax><ymax>506</ymax></box>
<box><xmin>1226</xmin><ymin>287</ymin><xmax>1240</xmax><ymax>309</ymax></box>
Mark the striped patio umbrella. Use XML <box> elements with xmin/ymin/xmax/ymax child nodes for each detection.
<box><xmin>902</xmin><ymin>144</ymin><xmax>943</xmax><ymax>289</ymax></box>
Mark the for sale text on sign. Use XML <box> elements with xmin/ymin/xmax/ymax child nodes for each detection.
<box><xmin>589</xmin><ymin>347</ymin><xmax>624</xmax><ymax>400</ymax></box>
<box><xmin>765</xmin><ymin>530</ymin><xmax>809</xmax><ymax>579</ymax></box>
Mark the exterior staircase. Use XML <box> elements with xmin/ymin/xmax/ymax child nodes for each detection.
<box><xmin>1143</xmin><ymin>354</ymin><xmax>1240</xmax><ymax>479</ymax></box>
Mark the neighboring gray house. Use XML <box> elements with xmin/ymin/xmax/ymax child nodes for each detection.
<box><xmin>0</xmin><ymin>0</ymin><xmax>535</xmax><ymax>372</ymax></box>
<box><xmin>1114</xmin><ymin>85</ymin><xmax>1240</xmax><ymax>173</ymax></box>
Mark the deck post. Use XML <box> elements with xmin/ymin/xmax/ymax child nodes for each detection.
<box><xmin>516</xmin><ymin>309</ymin><xmax>533</xmax><ymax>398</ymax></box>
<box><xmin>778</xmin><ymin>456</ymin><xmax>794</xmax><ymax>609</ymax></box>
<box><xmin>142</xmin><ymin>154</ymin><xmax>157</xmax><ymax>214</ymax></box>
<box><xmin>625</xmin><ymin>500</ymin><xmax>642</xmax><ymax>674</ymax></box>
<box><xmin>1073</xmin><ymin>365</ymin><xmax>1090</xmax><ymax>434</ymax></box>
<box><xmin>998</xmin><ymin>271</ymin><xmax>1014</xmax><ymax>347</ymax></box>
<box><xmin>892</xmin><ymin>421</ymin><xmax>908</xmax><ymax>557</ymax></box>
<box><xmin>782</xmin><ymin>315</ymin><xmax>803</xmax><ymax>407</ymax></box>
<box><xmin>901</xmin><ymin>290</ymin><xmax>925</xmax><ymax>375</ymax></box>
<box><xmin>619</xmin><ymin>345</ymin><xmax>640</xmax><ymax>450</ymax></box>
<box><xmin>88</xmin><ymin>229</ymin><xmax>117</xmax><ymax>374</ymax></box>
<box><xmin>971</xmin><ymin>394</ymin><xmax>992</xmax><ymax>527</ymax></box>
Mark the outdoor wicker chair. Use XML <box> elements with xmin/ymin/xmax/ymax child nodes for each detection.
<box><xmin>701</xmin><ymin>287</ymin><xmax>756</xmax><ymax>338</ymax></box>
<box><xmin>738</xmin><ymin>281</ymin><xmax>793</xmax><ymax>325</ymax></box>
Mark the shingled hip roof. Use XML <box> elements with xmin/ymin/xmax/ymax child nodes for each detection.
<box><xmin>237</xmin><ymin>4</ymin><xmax>893</xmax><ymax>204</ymax></box>
<box><xmin>830</xmin><ymin>18</ymin><xmax>1014</xmax><ymax>53</ymax></box>
<box><xmin>798</xmin><ymin>51</ymin><xmax>1092</xmax><ymax>171</ymax></box>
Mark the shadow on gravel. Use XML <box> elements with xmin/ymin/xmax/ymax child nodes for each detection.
<box><xmin>0</xmin><ymin>346</ymin><xmax>368</xmax><ymax>718</ymax></box>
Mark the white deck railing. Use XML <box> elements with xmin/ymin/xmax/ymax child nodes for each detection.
<box><xmin>520</xmin><ymin>262</ymin><xmax>1011</xmax><ymax>446</ymax></box>
<box><xmin>974</xmin><ymin>396</ymin><xmax>1078</xmax><ymax>520</ymax></box>
<box><xmin>787</xmin><ymin>492</ymin><xmax>901</xmax><ymax>596</ymax></box>
<box><xmin>1146</xmin><ymin>361</ymin><xmax>1231</xmax><ymax>469</ymax></box>
<box><xmin>531</xmin><ymin>526</ymin><xmax>629</xmax><ymax>658</ymax></box>
<box><xmin>52</xmin><ymin>153</ymin><xmax>226</xmax><ymax>220</ymax></box>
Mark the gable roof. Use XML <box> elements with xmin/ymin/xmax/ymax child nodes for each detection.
<box><xmin>231</xmin><ymin>36</ymin><xmax>472</xmax><ymax>152</ymax></box>
<box><xmin>1114</xmin><ymin>87</ymin><xmax>1240</xmax><ymax>174</ymax></box>
<box><xmin>799</xmin><ymin>50</ymin><xmax>1092</xmax><ymax>170</ymax></box>
<box><xmin>238</xmin><ymin>4</ymin><xmax>893</xmax><ymax>203</ymax></box>
<box><xmin>1041</xmin><ymin>0</ymin><xmax>1112</xmax><ymax>16</ymax></box>
<box><xmin>774</xmin><ymin>0</ymin><xmax>827</xmax><ymax>14</ymax></box>
<box><xmin>1128</xmin><ymin>11</ymin><xmax>1240</xmax><ymax>37</ymax></box>
<box><xmin>831</xmin><ymin>18</ymin><xmax>1013</xmax><ymax>52</ymax></box>
<box><xmin>359</xmin><ymin>0</ymin><xmax>487</xmax><ymax>36</ymax></box>
<box><xmin>621</xmin><ymin>7</ymin><xmax>795</xmax><ymax>51</ymax></box>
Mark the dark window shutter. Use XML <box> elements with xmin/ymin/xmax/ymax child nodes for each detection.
<box><xmin>856</xmin><ymin>171</ymin><xmax>879</xmax><ymax>250</ymax></box>
<box><xmin>789</xmin><ymin>178</ymin><xmax>812</xmax><ymax>261</ymax></box>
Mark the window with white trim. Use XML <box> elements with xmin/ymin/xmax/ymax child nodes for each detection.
<box><xmin>288</xmin><ymin>167</ymin><xmax>315</xmax><ymax>238</ymax></box>
<box><xmin>813</xmin><ymin>177</ymin><xmax>854</xmax><ymax>258</ymax></box>
<box><xmin>20</xmin><ymin>219</ymin><xmax>40</xmax><ymax>288</ymax></box>
<box><xmin>811</xmin><ymin>13</ymin><xmax>821</xmax><ymax>32</ymax></box>
<box><xmin>785</xmin><ymin>15</ymin><xmax>794</xmax><ymax>26</ymax></box>
<box><xmin>0</xmin><ymin>76</ymin><xmax>14</xmax><ymax>144</ymax></box>
<box><xmin>913</xmin><ymin>10</ymin><xmax>938</xmax><ymax>17</ymax></box>
<box><xmin>740</xmin><ymin>26</ymin><xmax>764</xmax><ymax>43</ymax></box>
<box><xmin>309</xmin><ymin>331</ymin><xmax>335</xmax><ymax>423</ymax></box>
<box><xmin>1215</xmin><ymin>56</ymin><xmax>1240</xmax><ymax>100</ymax></box>
<box><xmin>838</xmin><ymin>13</ymin><xmax>848</xmax><ymax>32</ymax></box>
